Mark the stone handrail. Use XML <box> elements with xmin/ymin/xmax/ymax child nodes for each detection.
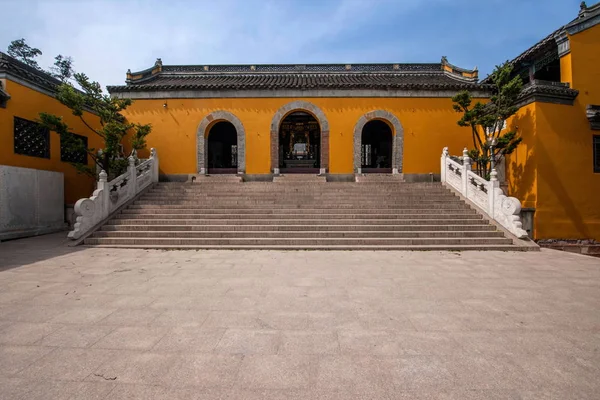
<box><xmin>441</xmin><ymin>147</ymin><xmax>528</xmax><ymax>239</ymax></box>
<box><xmin>68</xmin><ymin>149</ymin><xmax>159</xmax><ymax>240</ymax></box>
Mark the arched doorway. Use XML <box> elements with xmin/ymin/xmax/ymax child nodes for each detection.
<box><xmin>361</xmin><ymin>120</ymin><xmax>393</xmax><ymax>173</ymax></box>
<box><xmin>197</xmin><ymin>111</ymin><xmax>245</xmax><ymax>174</ymax></box>
<box><xmin>270</xmin><ymin>101</ymin><xmax>330</xmax><ymax>174</ymax></box>
<box><xmin>353</xmin><ymin>110</ymin><xmax>404</xmax><ymax>174</ymax></box>
<box><xmin>207</xmin><ymin>121</ymin><xmax>238</xmax><ymax>174</ymax></box>
<box><xmin>278</xmin><ymin>112</ymin><xmax>320</xmax><ymax>173</ymax></box>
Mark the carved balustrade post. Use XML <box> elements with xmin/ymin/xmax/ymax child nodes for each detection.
<box><xmin>151</xmin><ymin>148</ymin><xmax>159</xmax><ymax>183</ymax></box>
<box><xmin>128</xmin><ymin>156</ymin><xmax>137</xmax><ymax>199</ymax></box>
<box><xmin>489</xmin><ymin>168</ymin><xmax>499</xmax><ymax>217</ymax></box>
<box><xmin>98</xmin><ymin>170</ymin><xmax>110</xmax><ymax>221</ymax></box>
<box><xmin>440</xmin><ymin>147</ymin><xmax>448</xmax><ymax>183</ymax></box>
<box><xmin>461</xmin><ymin>148</ymin><xmax>471</xmax><ymax>198</ymax></box>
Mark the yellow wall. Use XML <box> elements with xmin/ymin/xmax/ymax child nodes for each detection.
<box><xmin>505</xmin><ymin>24</ymin><xmax>600</xmax><ymax>240</ymax></box>
<box><xmin>505</xmin><ymin>103</ymin><xmax>538</xmax><ymax>209</ymax></box>
<box><xmin>534</xmin><ymin>102</ymin><xmax>600</xmax><ymax>240</ymax></box>
<box><xmin>560</xmin><ymin>53</ymin><xmax>572</xmax><ymax>85</ymax></box>
<box><xmin>569</xmin><ymin>26</ymin><xmax>600</xmax><ymax>103</ymax></box>
<box><xmin>0</xmin><ymin>80</ymin><xmax>103</xmax><ymax>204</ymax></box>
<box><xmin>122</xmin><ymin>97</ymin><xmax>480</xmax><ymax>175</ymax></box>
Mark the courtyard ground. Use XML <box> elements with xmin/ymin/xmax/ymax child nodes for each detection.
<box><xmin>0</xmin><ymin>232</ymin><xmax>599</xmax><ymax>399</ymax></box>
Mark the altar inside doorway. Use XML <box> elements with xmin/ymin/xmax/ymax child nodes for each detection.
<box><xmin>279</xmin><ymin>112</ymin><xmax>320</xmax><ymax>173</ymax></box>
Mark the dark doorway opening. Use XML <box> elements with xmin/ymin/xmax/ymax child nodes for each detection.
<box><xmin>207</xmin><ymin>121</ymin><xmax>238</xmax><ymax>174</ymax></box>
<box><xmin>279</xmin><ymin>112</ymin><xmax>320</xmax><ymax>173</ymax></box>
<box><xmin>361</xmin><ymin>120</ymin><xmax>393</xmax><ymax>173</ymax></box>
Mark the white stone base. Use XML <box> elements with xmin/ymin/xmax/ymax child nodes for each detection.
<box><xmin>273</xmin><ymin>168</ymin><xmax>280</xmax><ymax>175</ymax></box>
<box><xmin>0</xmin><ymin>165</ymin><xmax>65</xmax><ymax>241</ymax></box>
<box><xmin>319</xmin><ymin>168</ymin><xmax>326</xmax><ymax>175</ymax></box>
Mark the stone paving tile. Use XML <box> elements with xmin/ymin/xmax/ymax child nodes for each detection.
<box><xmin>89</xmin><ymin>351</ymin><xmax>178</xmax><ymax>386</ymax></box>
<box><xmin>165</xmin><ymin>353</ymin><xmax>244</xmax><ymax>388</ymax></box>
<box><xmin>91</xmin><ymin>326</ymin><xmax>169</xmax><ymax>350</ymax></box>
<box><xmin>49</xmin><ymin>307</ymin><xmax>118</xmax><ymax>325</ymax></box>
<box><xmin>105</xmin><ymin>295</ymin><xmax>157</xmax><ymax>309</ymax></box>
<box><xmin>39</xmin><ymin>324</ymin><xmax>115</xmax><ymax>348</ymax></box>
<box><xmin>238</xmin><ymin>355</ymin><xmax>311</xmax><ymax>390</ymax></box>
<box><xmin>0</xmin><ymin>322</ymin><xmax>61</xmax><ymax>345</ymax></box>
<box><xmin>0</xmin><ymin>345</ymin><xmax>55</xmax><ymax>375</ymax></box>
<box><xmin>1</xmin><ymin>305</ymin><xmax>66</xmax><ymax>323</ymax></box>
<box><xmin>280</xmin><ymin>331</ymin><xmax>339</xmax><ymax>355</ymax></box>
<box><xmin>215</xmin><ymin>329</ymin><xmax>280</xmax><ymax>354</ymax></box>
<box><xmin>95</xmin><ymin>308</ymin><xmax>163</xmax><ymax>326</ymax></box>
<box><xmin>152</xmin><ymin>327</ymin><xmax>226</xmax><ymax>353</ymax></box>
<box><xmin>150</xmin><ymin>309</ymin><xmax>210</xmax><ymax>327</ymax></box>
<box><xmin>18</xmin><ymin>347</ymin><xmax>120</xmax><ymax>381</ymax></box>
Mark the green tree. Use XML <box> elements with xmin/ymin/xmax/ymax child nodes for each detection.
<box><xmin>39</xmin><ymin>72</ymin><xmax>151</xmax><ymax>178</ymax></box>
<box><xmin>7</xmin><ymin>38</ymin><xmax>42</xmax><ymax>70</ymax></box>
<box><xmin>452</xmin><ymin>62</ymin><xmax>523</xmax><ymax>178</ymax></box>
<box><xmin>49</xmin><ymin>55</ymin><xmax>74</xmax><ymax>82</ymax></box>
<box><xmin>6</xmin><ymin>39</ymin><xmax>151</xmax><ymax>179</ymax></box>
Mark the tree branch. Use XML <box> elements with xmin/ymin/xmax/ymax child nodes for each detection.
<box><xmin>79</xmin><ymin>115</ymin><xmax>104</xmax><ymax>138</ymax></box>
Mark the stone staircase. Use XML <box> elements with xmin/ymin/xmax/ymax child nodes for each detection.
<box><xmin>83</xmin><ymin>175</ymin><xmax>528</xmax><ymax>250</ymax></box>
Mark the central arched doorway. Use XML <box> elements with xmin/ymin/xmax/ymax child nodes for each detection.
<box><xmin>279</xmin><ymin>111</ymin><xmax>320</xmax><ymax>173</ymax></box>
<box><xmin>207</xmin><ymin>121</ymin><xmax>238</xmax><ymax>174</ymax></box>
<box><xmin>361</xmin><ymin>120</ymin><xmax>393</xmax><ymax>173</ymax></box>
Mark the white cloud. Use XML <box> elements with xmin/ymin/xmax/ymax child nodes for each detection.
<box><xmin>0</xmin><ymin>0</ymin><xmax>456</xmax><ymax>88</ymax></box>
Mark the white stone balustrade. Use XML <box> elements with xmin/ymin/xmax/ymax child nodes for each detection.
<box><xmin>440</xmin><ymin>147</ymin><xmax>528</xmax><ymax>239</ymax></box>
<box><xmin>68</xmin><ymin>149</ymin><xmax>159</xmax><ymax>240</ymax></box>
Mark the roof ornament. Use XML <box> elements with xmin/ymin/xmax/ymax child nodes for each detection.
<box><xmin>579</xmin><ymin>1</ymin><xmax>588</xmax><ymax>15</ymax></box>
<box><xmin>155</xmin><ymin>58</ymin><xmax>162</xmax><ymax>67</ymax></box>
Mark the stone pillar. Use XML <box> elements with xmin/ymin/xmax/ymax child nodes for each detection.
<box><xmin>489</xmin><ymin>168</ymin><xmax>499</xmax><ymax>217</ymax></box>
<box><xmin>461</xmin><ymin>148</ymin><xmax>471</xmax><ymax>197</ymax></box>
<box><xmin>98</xmin><ymin>170</ymin><xmax>110</xmax><ymax>221</ymax></box>
<box><xmin>151</xmin><ymin>148</ymin><xmax>159</xmax><ymax>183</ymax></box>
<box><xmin>128</xmin><ymin>156</ymin><xmax>137</xmax><ymax>197</ymax></box>
<box><xmin>440</xmin><ymin>147</ymin><xmax>448</xmax><ymax>183</ymax></box>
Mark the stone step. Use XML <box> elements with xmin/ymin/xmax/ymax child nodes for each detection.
<box><xmin>92</xmin><ymin>230</ymin><xmax>504</xmax><ymax>239</ymax></box>
<box><xmin>84</xmin><ymin>237</ymin><xmax>513</xmax><ymax>246</ymax></box>
<box><xmin>355</xmin><ymin>174</ymin><xmax>405</xmax><ymax>183</ymax></box>
<box><xmin>193</xmin><ymin>175</ymin><xmax>243</xmax><ymax>182</ymax></box>
<box><xmin>87</xmin><ymin>244</ymin><xmax>526</xmax><ymax>251</ymax></box>
<box><xmin>101</xmin><ymin>224</ymin><xmax>497</xmax><ymax>232</ymax></box>
<box><xmin>82</xmin><ymin>180</ymin><xmax>521</xmax><ymax>251</ymax></box>
<box><xmin>108</xmin><ymin>218</ymin><xmax>488</xmax><ymax>226</ymax></box>
<box><xmin>133</xmin><ymin>201</ymin><xmax>465</xmax><ymax>207</ymax></box>
<box><xmin>122</xmin><ymin>208</ymin><xmax>475</xmax><ymax>215</ymax></box>
<box><xmin>273</xmin><ymin>175</ymin><xmax>327</xmax><ymax>183</ymax></box>
<box><xmin>113</xmin><ymin>213</ymin><xmax>483</xmax><ymax>220</ymax></box>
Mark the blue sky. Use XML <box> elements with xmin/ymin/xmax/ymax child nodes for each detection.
<box><xmin>0</xmin><ymin>0</ymin><xmax>583</xmax><ymax>87</ymax></box>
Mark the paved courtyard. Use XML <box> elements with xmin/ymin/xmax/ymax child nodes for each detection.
<box><xmin>0</xmin><ymin>233</ymin><xmax>599</xmax><ymax>399</ymax></box>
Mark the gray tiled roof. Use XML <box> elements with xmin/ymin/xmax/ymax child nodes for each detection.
<box><xmin>0</xmin><ymin>52</ymin><xmax>61</xmax><ymax>93</ymax></box>
<box><xmin>107</xmin><ymin>64</ymin><xmax>488</xmax><ymax>93</ymax></box>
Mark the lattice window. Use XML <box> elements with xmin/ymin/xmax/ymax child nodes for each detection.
<box><xmin>60</xmin><ymin>133</ymin><xmax>88</xmax><ymax>164</ymax></box>
<box><xmin>13</xmin><ymin>116</ymin><xmax>50</xmax><ymax>159</ymax></box>
<box><xmin>594</xmin><ymin>135</ymin><xmax>600</xmax><ymax>173</ymax></box>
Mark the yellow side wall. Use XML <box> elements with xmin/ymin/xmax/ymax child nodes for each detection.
<box><xmin>505</xmin><ymin>24</ymin><xmax>600</xmax><ymax>240</ymax></box>
<box><xmin>534</xmin><ymin>102</ymin><xmax>600</xmax><ymax>240</ymax></box>
<box><xmin>560</xmin><ymin>53</ymin><xmax>572</xmax><ymax>85</ymax></box>
<box><xmin>505</xmin><ymin>103</ymin><xmax>538</xmax><ymax>209</ymax></box>
<box><xmin>121</xmin><ymin>97</ymin><xmax>478</xmax><ymax>175</ymax></box>
<box><xmin>0</xmin><ymin>80</ymin><xmax>103</xmax><ymax>204</ymax></box>
<box><xmin>569</xmin><ymin>26</ymin><xmax>600</xmax><ymax>100</ymax></box>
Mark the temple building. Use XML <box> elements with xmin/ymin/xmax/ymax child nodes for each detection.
<box><xmin>0</xmin><ymin>1</ymin><xmax>599</xmax><ymax>244</ymax></box>
<box><xmin>107</xmin><ymin>57</ymin><xmax>485</xmax><ymax>179</ymax></box>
